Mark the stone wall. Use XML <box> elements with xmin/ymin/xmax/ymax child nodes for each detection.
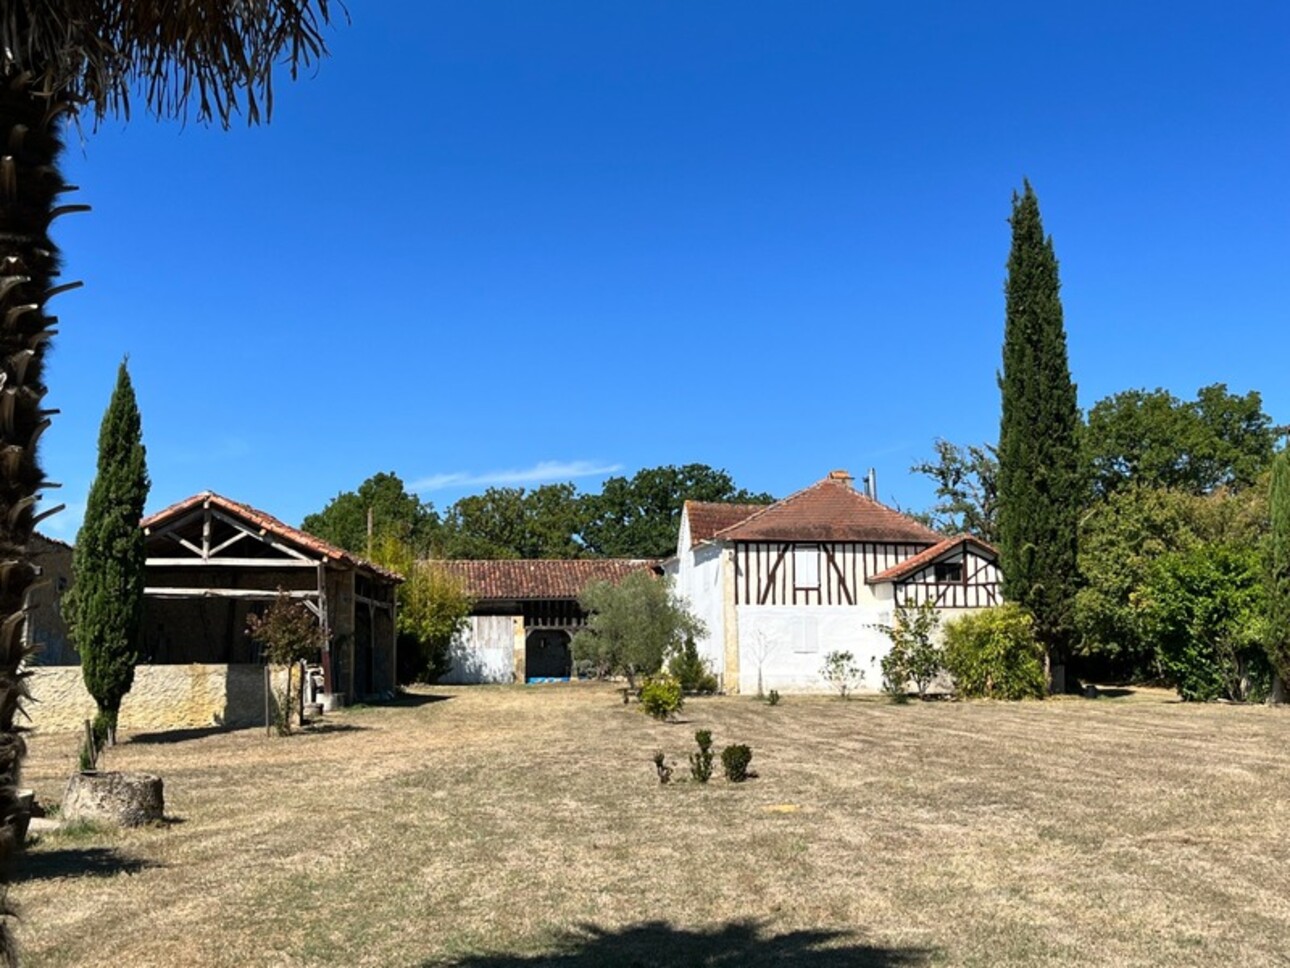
<box><xmin>27</xmin><ymin>533</ymin><xmax>76</xmax><ymax>665</ymax></box>
<box><xmin>26</xmin><ymin>664</ymin><xmax>287</xmax><ymax>733</ymax></box>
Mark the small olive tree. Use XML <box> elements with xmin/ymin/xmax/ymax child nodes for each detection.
<box><xmin>573</xmin><ymin>572</ymin><xmax>705</xmax><ymax>688</ymax></box>
<box><xmin>246</xmin><ymin>591</ymin><xmax>327</xmax><ymax>735</ymax></box>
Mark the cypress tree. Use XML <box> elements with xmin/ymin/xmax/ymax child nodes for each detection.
<box><xmin>66</xmin><ymin>361</ymin><xmax>150</xmax><ymax>744</ymax></box>
<box><xmin>996</xmin><ymin>182</ymin><xmax>1081</xmax><ymax>691</ymax></box>
<box><xmin>1266</xmin><ymin>451</ymin><xmax>1290</xmax><ymax>703</ymax></box>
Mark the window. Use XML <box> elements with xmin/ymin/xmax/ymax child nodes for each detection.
<box><xmin>794</xmin><ymin>545</ymin><xmax>819</xmax><ymax>589</ymax></box>
<box><xmin>934</xmin><ymin>560</ymin><xmax>963</xmax><ymax>583</ymax></box>
<box><xmin>793</xmin><ymin>616</ymin><xmax>819</xmax><ymax>653</ymax></box>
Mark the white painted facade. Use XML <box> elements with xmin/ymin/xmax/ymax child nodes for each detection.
<box><xmin>441</xmin><ymin>615</ymin><xmax>519</xmax><ymax>684</ymax></box>
<box><xmin>667</xmin><ymin>512</ymin><xmax>728</xmax><ymax>675</ymax></box>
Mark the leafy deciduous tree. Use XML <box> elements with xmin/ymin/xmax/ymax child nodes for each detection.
<box><xmin>1084</xmin><ymin>384</ymin><xmax>1275</xmax><ymax>498</ymax></box>
<box><xmin>371</xmin><ymin>535</ymin><xmax>474</xmax><ymax>684</ymax></box>
<box><xmin>439</xmin><ymin>483</ymin><xmax>586</xmax><ymax>560</ymax></box>
<box><xmin>579</xmin><ymin>464</ymin><xmax>772</xmax><ymax>559</ymax></box>
<box><xmin>1137</xmin><ymin>545</ymin><xmax>1267</xmax><ymax>702</ymax></box>
<box><xmin>572</xmin><ymin>572</ymin><xmax>704</xmax><ymax>687</ymax></box>
<box><xmin>1075</xmin><ymin>483</ymin><xmax>1269</xmax><ymax>680</ymax></box>
<box><xmin>996</xmin><ymin>182</ymin><xmax>1082</xmax><ymax>689</ymax></box>
<box><xmin>245</xmin><ymin>590</ymin><xmax>328</xmax><ymax>735</ymax></box>
<box><xmin>302</xmin><ymin>472</ymin><xmax>438</xmax><ymax>557</ymax></box>
<box><xmin>65</xmin><ymin>361</ymin><xmax>150</xmax><ymax>747</ymax></box>
<box><xmin>910</xmin><ymin>440</ymin><xmax>998</xmax><ymax>542</ymax></box>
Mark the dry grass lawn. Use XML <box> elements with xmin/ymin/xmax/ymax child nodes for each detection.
<box><xmin>11</xmin><ymin>683</ymin><xmax>1290</xmax><ymax>967</ymax></box>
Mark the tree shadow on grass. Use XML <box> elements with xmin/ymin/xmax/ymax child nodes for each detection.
<box><xmin>374</xmin><ymin>692</ymin><xmax>454</xmax><ymax>708</ymax></box>
<box><xmin>127</xmin><ymin>724</ymin><xmax>258</xmax><ymax>745</ymax></box>
<box><xmin>299</xmin><ymin>722</ymin><xmax>370</xmax><ymax>736</ymax></box>
<box><xmin>14</xmin><ymin>847</ymin><xmax>159</xmax><ymax>882</ymax></box>
<box><xmin>425</xmin><ymin>920</ymin><xmax>931</xmax><ymax>967</ymax></box>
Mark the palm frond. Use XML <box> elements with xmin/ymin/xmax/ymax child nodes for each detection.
<box><xmin>1</xmin><ymin>1</ymin><xmax>341</xmax><ymax>126</ymax></box>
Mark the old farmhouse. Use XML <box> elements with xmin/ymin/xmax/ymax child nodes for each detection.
<box><xmin>434</xmin><ymin>559</ymin><xmax>660</xmax><ymax>683</ymax></box>
<box><xmin>665</xmin><ymin>469</ymin><xmax>1001</xmax><ymax>694</ymax></box>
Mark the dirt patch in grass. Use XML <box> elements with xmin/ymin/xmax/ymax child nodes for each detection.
<box><xmin>12</xmin><ymin>683</ymin><xmax>1290</xmax><ymax>966</ymax></box>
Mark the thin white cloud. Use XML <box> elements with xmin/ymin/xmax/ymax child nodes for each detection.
<box><xmin>411</xmin><ymin>459</ymin><xmax>622</xmax><ymax>493</ymax></box>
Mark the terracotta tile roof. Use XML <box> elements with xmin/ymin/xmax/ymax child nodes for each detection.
<box><xmin>684</xmin><ymin>501</ymin><xmax>767</xmax><ymax>547</ymax></box>
<box><xmin>713</xmin><ymin>473</ymin><xmax>944</xmax><ymax>545</ymax></box>
<box><xmin>431</xmin><ymin>558</ymin><xmax>659</xmax><ymax>601</ymax></box>
<box><xmin>141</xmin><ymin>492</ymin><xmax>403</xmax><ymax>583</ymax></box>
<box><xmin>33</xmin><ymin>531</ymin><xmax>74</xmax><ymax>552</ymax></box>
<box><xmin>867</xmin><ymin>535</ymin><xmax>999</xmax><ymax>584</ymax></box>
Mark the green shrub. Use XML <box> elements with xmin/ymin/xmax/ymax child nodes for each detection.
<box><xmin>874</xmin><ymin>600</ymin><xmax>942</xmax><ymax>699</ymax></box>
<box><xmin>668</xmin><ymin>638</ymin><xmax>718</xmax><ymax>694</ymax></box>
<box><xmin>639</xmin><ymin>674</ymin><xmax>684</xmax><ymax>721</ymax></box>
<box><xmin>942</xmin><ymin>604</ymin><xmax>1046</xmax><ymax>700</ymax></box>
<box><xmin>720</xmin><ymin>744</ymin><xmax>753</xmax><ymax>782</ymax></box>
<box><xmin>1137</xmin><ymin>544</ymin><xmax>1267</xmax><ymax>702</ymax></box>
<box><xmin>766</xmin><ymin>689</ymin><xmax>780</xmax><ymax>706</ymax></box>
<box><xmin>820</xmin><ymin>651</ymin><xmax>863</xmax><ymax>699</ymax></box>
<box><xmin>689</xmin><ymin>730</ymin><xmax>714</xmax><ymax>783</ymax></box>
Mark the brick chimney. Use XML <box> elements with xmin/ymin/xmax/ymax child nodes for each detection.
<box><xmin>827</xmin><ymin>469</ymin><xmax>854</xmax><ymax>489</ymax></box>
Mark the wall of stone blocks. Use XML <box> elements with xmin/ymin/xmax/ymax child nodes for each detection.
<box><xmin>26</xmin><ymin>663</ymin><xmax>288</xmax><ymax>733</ymax></box>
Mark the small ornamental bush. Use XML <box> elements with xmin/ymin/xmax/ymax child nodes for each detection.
<box><xmin>942</xmin><ymin>604</ymin><xmax>1046</xmax><ymax>700</ymax></box>
<box><xmin>821</xmin><ymin>651</ymin><xmax>863</xmax><ymax>699</ymax></box>
<box><xmin>668</xmin><ymin>638</ymin><xmax>719</xmax><ymax>694</ymax></box>
<box><xmin>689</xmin><ymin>730</ymin><xmax>714</xmax><ymax>783</ymax></box>
<box><xmin>721</xmin><ymin>744</ymin><xmax>753</xmax><ymax>782</ymax></box>
<box><xmin>638</xmin><ymin>674</ymin><xmax>684</xmax><ymax>721</ymax></box>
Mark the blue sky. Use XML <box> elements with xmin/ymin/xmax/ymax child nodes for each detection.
<box><xmin>40</xmin><ymin>1</ymin><xmax>1289</xmax><ymax>537</ymax></box>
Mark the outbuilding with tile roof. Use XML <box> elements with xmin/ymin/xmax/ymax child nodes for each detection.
<box><xmin>430</xmin><ymin>557</ymin><xmax>661</xmax><ymax>684</ymax></box>
<box><xmin>664</xmin><ymin>470</ymin><xmax>1001</xmax><ymax>694</ymax></box>
<box><xmin>141</xmin><ymin>491</ymin><xmax>402</xmax><ymax>703</ymax></box>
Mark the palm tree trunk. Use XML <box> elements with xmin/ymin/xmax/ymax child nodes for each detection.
<box><xmin>0</xmin><ymin>64</ymin><xmax>71</xmax><ymax>960</ymax></box>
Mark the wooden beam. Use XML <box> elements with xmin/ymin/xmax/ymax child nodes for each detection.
<box><xmin>208</xmin><ymin>508</ymin><xmax>313</xmax><ymax>561</ymax></box>
<box><xmin>208</xmin><ymin>530</ymin><xmax>250</xmax><ymax>556</ymax></box>
<box><xmin>146</xmin><ymin>557</ymin><xmax>319</xmax><ymax>568</ymax></box>
<box><xmin>165</xmin><ymin>533</ymin><xmax>206</xmax><ymax>558</ymax></box>
<box><xmin>143</xmin><ymin>587</ymin><xmax>320</xmax><ymax>600</ymax></box>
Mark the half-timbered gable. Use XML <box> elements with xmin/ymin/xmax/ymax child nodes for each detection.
<box><xmin>670</xmin><ymin>469</ymin><xmax>1003</xmax><ymax>694</ymax></box>
<box><xmin>869</xmin><ymin>535</ymin><xmax>1002</xmax><ymax>610</ymax></box>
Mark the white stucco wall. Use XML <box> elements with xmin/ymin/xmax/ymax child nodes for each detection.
<box><xmin>675</xmin><ymin>543</ymin><xmax>726</xmax><ymax>674</ymax></box>
<box><xmin>736</xmin><ymin>604</ymin><xmax>893</xmax><ymax>694</ymax></box>
<box><xmin>441</xmin><ymin>615</ymin><xmax>518</xmax><ymax>684</ymax></box>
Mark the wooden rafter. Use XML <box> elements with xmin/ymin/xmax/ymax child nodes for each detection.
<box><xmin>143</xmin><ymin>587</ymin><xmax>320</xmax><ymax>600</ymax></box>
